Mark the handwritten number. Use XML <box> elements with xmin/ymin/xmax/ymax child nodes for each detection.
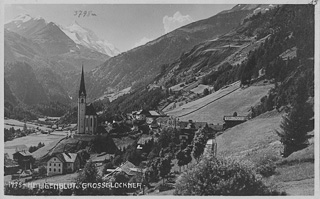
<box><xmin>74</xmin><ymin>10</ymin><xmax>97</xmax><ymax>17</ymax></box>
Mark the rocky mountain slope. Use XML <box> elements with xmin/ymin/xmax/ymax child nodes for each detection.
<box><xmin>4</xmin><ymin>14</ymin><xmax>113</xmax><ymax>114</ymax></box>
<box><xmin>87</xmin><ymin>4</ymin><xmax>274</xmax><ymax>98</ymax></box>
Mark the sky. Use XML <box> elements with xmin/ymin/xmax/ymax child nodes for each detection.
<box><xmin>4</xmin><ymin>4</ymin><xmax>235</xmax><ymax>52</ymax></box>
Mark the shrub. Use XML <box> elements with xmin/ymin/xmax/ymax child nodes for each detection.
<box><xmin>38</xmin><ymin>166</ymin><xmax>47</xmax><ymax>176</ymax></box>
<box><xmin>174</xmin><ymin>155</ymin><xmax>285</xmax><ymax>195</ymax></box>
<box><xmin>159</xmin><ymin>183</ymin><xmax>174</xmax><ymax>192</ymax></box>
<box><xmin>254</xmin><ymin>154</ymin><xmax>278</xmax><ymax>177</ymax></box>
<box><xmin>256</xmin><ymin>161</ymin><xmax>276</xmax><ymax>177</ymax></box>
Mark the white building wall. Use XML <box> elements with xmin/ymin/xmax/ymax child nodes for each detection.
<box><xmin>47</xmin><ymin>157</ymin><xmax>63</xmax><ymax>176</ymax></box>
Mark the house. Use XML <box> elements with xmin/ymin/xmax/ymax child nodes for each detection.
<box><xmin>47</xmin><ymin>153</ymin><xmax>80</xmax><ymax>176</ymax></box>
<box><xmin>223</xmin><ymin>116</ymin><xmax>249</xmax><ymax>129</ymax></box>
<box><xmin>178</xmin><ymin>120</ymin><xmax>198</xmax><ymax>143</ymax></box>
<box><xmin>204</xmin><ymin>139</ymin><xmax>217</xmax><ymax>157</ymax></box>
<box><xmin>12</xmin><ymin>150</ymin><xmax>34</xmax><ymax>170</ymax></box>
<box><xmin>90</xmin><ymin>153</ymin><xmax>115</xmax><ymax>166</ymax></box>
<box><xmin>38</xmin><ymin>117</ymin><xmax>48</xmax><ymax>122</ymax></box>
<box><xmin>207</xmin><ymin>124</ymin><xmax>224</xmax><ymax>138</ymax></box>
<box><xmin>4</xmin><ymin>156</ymin><xmax>19</xmax><ymax>175</ymax></box>
<box><xmin>103</xmin><ymin>161</ymin><xmax>144</xmax><ymax>179</ymax></box>
<box><xmin>135</xmin><ymin>109</ymin><xmax>150</xmax><ymax>121</ymax></box>
<box><xmin>137</xmin><ymin>135</ymin><xmax>154</xmax><ymax>150</ymax></box>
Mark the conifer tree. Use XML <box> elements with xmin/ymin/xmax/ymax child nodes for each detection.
<box><xmin>276</xmin><ymin>75</ymin><xmax>313</xmax><ymax>157</ymax></box>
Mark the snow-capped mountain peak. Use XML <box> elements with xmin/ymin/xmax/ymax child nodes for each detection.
<box><xmin>60</xmin><ymin>21</ymin><xmax>120</xmax><ymax>57</ymax></box>
<box><xmin>5</xmin><ymin>14</ymin><xmax>49</xmax><ymax>37</ymax></box>
<box><xmin>14</xmin><ymin>14</ymin><xmax>32</xmax><ymax>22</ymax></box>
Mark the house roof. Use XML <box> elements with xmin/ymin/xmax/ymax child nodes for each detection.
<box><xmin>206</xmin><ymin>139</ymin><xmax>216</xmax><ymax>145</ymax></box>
<box><xmin>149</xmin><ymin>110</ymin><xmax>160</xmax><ymax>117</ymax></box>
<box><xmin>194</xmin><ymin>122</ymin><xmax>208</xmax><ymax>129</ymax></box>
<box><xmin>85</xmin><ymin>103</ymin><xmax>97</xmax><ymax>116</ymax></box>
<box><xmin>54</xmin><ymin>153</ymin><xmax>78</xmax><ymax>163</ymax></box>
<box><xmin>118</xmin><ymin>161</ymin><xmax>137</xmax><ymax>176</ymax></box>
<box><xmin>136</xmin><ymin>109</ymin><xmax>150</xmax><ymax>115</ymax></box>
<box><xmin>13</xmin><ymin>150</ymin><xmax>33</xmax><ymax>157</ymax></box>
<box><xmin>208</xmin><ymin>124</ymin><xmax>224</xmax><ymax>131</ymax></box>
<box><xmin>4</xmin><ymin>158</ymin><xmax>19</xmax><ymax>167</ymax></box>
<box><xmin>179</xmin><ymin>121</ymin><xmax>207</xmax><ymax>129</ymax></box>
<box><xmin>137</xmin><ymin>135</ymin><xmax>153</xmax><ymax>145</ymax></box>
<box><xmin>103</xmin><ymin>161</ymin><xmax>142</xmax><ymax>179</ymax></box>
<box><xmin>223</xmin><ymin>116</ymin><xmax>248</xmax><ymax>122</ymax></box>
<box><xmin>90</xmin><ymin>153</ymin><xmax>114</xmax><ymax>162</ymax></box>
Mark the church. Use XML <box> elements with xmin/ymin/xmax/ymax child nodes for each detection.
<box><xmin>77</xmin><ymin>66</ymin><xmax>98</xmax><ymax>134</ymax></box>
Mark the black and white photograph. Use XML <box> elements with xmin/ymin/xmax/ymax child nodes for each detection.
<box><xmin>1</xmin><ymin>0</ymin><xmax>319</xmax><ymax>197</ymax></box>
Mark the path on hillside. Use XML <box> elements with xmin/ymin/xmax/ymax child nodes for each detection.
<box><xmin>38</xmin><ymin>136</ymin><xmax>67</xmax><ymax>161</ymax></box>
<box><xmin>175</xmin><ymin>86</ymin><xmax>240</xmax><ymax>118</ymax></box>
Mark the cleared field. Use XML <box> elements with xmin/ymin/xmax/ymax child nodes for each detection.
<box><xmin>4</xmin><ymin>119</ymin><xmax>51</xmax><ymax>131</ymax></box>
<box><xmin>166</xmin><ymin>81</ymin><xmax>241</xmax><ymax>116</ymax></box>
<box><xmin>167</xmin><ymin>81</ymin><xmax>273</xmax><ymax>124</ymax></box>
<box><xmin>216</xmin><ymin>110</ymin><xmax>314</xmax><ymax>195</ymax></box>
<box><xmin>4</xmin><ymin>133</ymin><xmax>65</xmax><ymax>159</ymax></box>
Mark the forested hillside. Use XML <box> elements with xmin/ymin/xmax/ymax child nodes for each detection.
<box><xmin>99</xmin><ymin>4</ymin><xmax>314</xmax><ymax>117</ymax></box>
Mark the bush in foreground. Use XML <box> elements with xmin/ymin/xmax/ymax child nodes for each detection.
<box><xmin>174</xmin><ymin>155</ymin><xmax>285</xmax><ymax>195</ymax></box>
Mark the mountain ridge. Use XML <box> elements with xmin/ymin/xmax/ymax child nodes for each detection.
<box><xmin>87</xmin><ymin>4</ymin><xmax>269</xmax><ymax>99</ymax></box>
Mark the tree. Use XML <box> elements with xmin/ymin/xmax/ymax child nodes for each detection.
<box><xmin>158</xmin><ymin>128</ymin><xmax>172</xmax><ymax>148</ymax></box>
<box><xmin>203</xmin><ymin>88</ymin><xmax>209</xmax><ymax>96</ymax></box>
<box><xmin>76</xmin><ymin>160</ymin><xmax>101</xmax><ymax>195</ymax></box>
<box><xmin>39</xmin><ymin>166</ymin><xmax>47</xmax><ymax>176</ymax></box>
<box><xmin>76</xmin><ymin>160</ymin><xmax>100</xmax><ymax>184</ymax></box>
<box><xmin>176</xmin><ymin>150</ymin><xmax>185</xmax><ymax>172</ymax></box>
<box><xmin>158</xmin><ymin>156</ymin><xmax>172</xmax><ymax>184</ymax></box>
<box><xmin>146</xmin><ymin>158</ymin><xmax>160</xmax><ymax>182</ymax></box>
<box><xmin>192</xmin><ymin>128</ymin><xmax>208</xmax><ymax>162</ymax></box>
<box><xmin>102</xmin><ymin>161</ymin><xmax>114</xmax><ymax>175</ymax></box>
<box><xmin>77</xmin><ymin>150</ymin><xmax>90</xmax><ymax>167</ymax></box>
<box><xmin>174</xmin><ymin>155</ymin><xmax>285</xmax><ymax>195</ymax></box>
<box><xmin>276</xmin><ymin>76</ymin><xmax>313</xmax><ymax>157</ymax></box>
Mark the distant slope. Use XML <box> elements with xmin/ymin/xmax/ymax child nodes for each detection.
<box><xmin>216</xmin><ymin>110</ymin><xmax>283</xmax><ymax>160</ymax></box>
<box><xmin>88</xmin><ymin>5</ymin><xmax>265</xmax><ymax>97</ymax></box>
<box><xmin>166</xmin><ymin>81</ymin><xmax>273</xmax><ymax>123</ymax></box>
<box><xmin>215</xmin><ymin>110</ymin><xmax>314</xmax><ymax>195</ymax></box>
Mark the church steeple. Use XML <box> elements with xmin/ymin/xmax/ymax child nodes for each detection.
<box><xmin>79</xmin><ymin>65</ymin><xmax>86</xmax><ymax>97</ymax></box>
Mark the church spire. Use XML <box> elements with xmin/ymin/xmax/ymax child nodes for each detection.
<box><xmin>79</xmin><ymin>65</ymin><xmax>86</xmax><ymax>97</ymax></box>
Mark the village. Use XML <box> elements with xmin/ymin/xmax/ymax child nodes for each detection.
<box><xmin>4</xmin><ymin>67</ymin><xmax>250</xmax><ymax>195</ymax></box>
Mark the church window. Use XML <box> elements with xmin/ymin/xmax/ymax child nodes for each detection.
<box><xmin>81</xmin><ymin>99</ymin><xmax>84</xmax><ymax>103</ymax></box>
<box><xmin>91</xmin><ymin>118</ymin><xmax>93</xmax><ymax>126</ymax></box>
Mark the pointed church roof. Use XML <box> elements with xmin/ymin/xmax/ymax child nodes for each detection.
<box><xmin>79</xmin><ymin>65</ymin><xmax>86</xmax><ymax>97</ymax></box>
